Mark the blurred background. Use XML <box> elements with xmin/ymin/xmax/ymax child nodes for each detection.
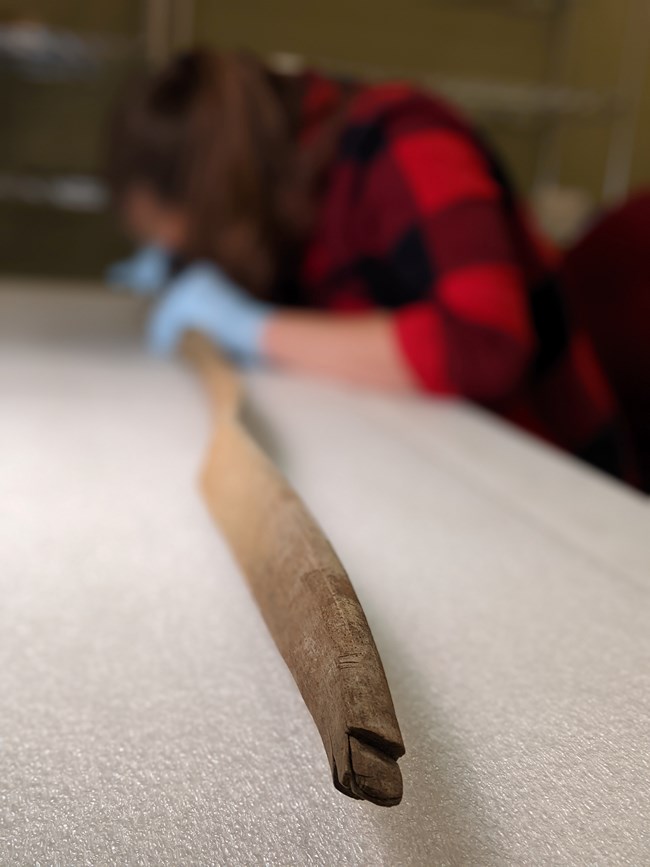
<box><xmin>1</xmin><ymin>0</ymin><xmax>649</xmax><ymax>280</ymax></box>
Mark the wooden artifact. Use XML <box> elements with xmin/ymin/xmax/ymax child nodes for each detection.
<box><xmin>181</xmin><ymin>332</ymin><xmax>406</xmax><ymax>807</ymax></box>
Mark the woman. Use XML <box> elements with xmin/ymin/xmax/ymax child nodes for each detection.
<box><xmin>107</xmin><ymin>48</ymin><xmax>640</xmax><ymax>488</ymax></box>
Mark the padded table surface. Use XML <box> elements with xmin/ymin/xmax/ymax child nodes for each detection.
<box><xmin>1</xmin><ymin>281</ymin><xmax>649</xmax><ymax>866</ymax></box>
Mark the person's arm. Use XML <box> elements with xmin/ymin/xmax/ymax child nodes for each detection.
<box><xmin>144</xmin><ymin>264</ymin><xmax>417</xmax><ymax>389</ymax></box>
<box><xmin>263</xmin><ymin>310</ymin><xmax>417</xmax><ymax>391</ymax></box>
<box><xmin>263</xmin><ymin>120</ymin><xmax>536</xmax><ymax>402</ymax></box>
<box><xmin>351</xmin><ymin>116</ymin><xmax>537</xmax><ymax>404</ymax></box>
<box><xmin>264</xmin><ymin>119</ymin><xmax>536</xmax><ymax>398</ymax></box>
<box><xmin>142</xmin><ymin>262</ymin><xmax>417</xmax><ymax>390</ymax></box>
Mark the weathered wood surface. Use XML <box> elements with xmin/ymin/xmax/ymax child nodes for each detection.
<box><xmin>182</xmin><ymin>332</ymin><xmax>406</xmax><ymax>806</ymax></box>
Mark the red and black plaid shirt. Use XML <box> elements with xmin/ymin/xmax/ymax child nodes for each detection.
<box><xmin>282</xmin><ymin>71</ymin><xmax>636</xmax><ymax>484</ymax></box>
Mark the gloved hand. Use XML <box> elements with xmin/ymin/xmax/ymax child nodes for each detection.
<box><xmin>147</xmin><ymin>261</ymin><xmax>273</xmax><ymax>362</ymax></box>
<box><xmin>105</xmin><ymin>245</ymin><xmax>171</xmax><ymax>296</ymax></box>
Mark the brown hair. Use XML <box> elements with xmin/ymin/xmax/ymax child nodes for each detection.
<box><xmin>108</xmin><ymin>49</ymin><xmax>347</xmax><ymax>295</ymax></box>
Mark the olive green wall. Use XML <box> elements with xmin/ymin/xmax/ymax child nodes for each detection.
<box><xmin>2</xmin><ymin>0</ymin><xmax>648</xmax><ymax>278</ymax></box>
<box><xmin>8</xmin><ymin>0</ymin><xmax>644</xmax><ymax>198</ymax></box>
<box><xmin>0</xmin><ymin>0</ymin><xmax>138</xmax><ymax>33</ymax></box>
<box><xmin>195</xmin><ymin>0</ymin><xmax>554</xmax><ymax>192</ymax></box>
<box><xmin>195</xmin><ymin>1</ymin><xmax>552</xmax><ymax>79</ymax></box>
<box><xmin>555</xmin><ymin>0</ymin><xmax>650</xmax><ymax>197</ymax></box>
<box><xmin>194</xmin><ymin>0</ymin><xmax>650</xmax><ymax>200</ymax></box>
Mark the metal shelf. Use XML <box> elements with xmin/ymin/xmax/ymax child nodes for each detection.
<box><xmin>431</xmin><ymin>0</ymin><xmax>568</xmax><ymax>14</ymax></box>
<box><xmin>271</xmin><ymin>54</ymin><xmax>618</xmax><ymax>127</ymax></box>
<box><xmin>432</xmin><ymin>75</ymin><xmax>619</xmax><ymax>125</ymax></box>
<box><xmin>0</xmin><ymin>22</ymin><xmax>138</xmax><ymax>82</ymax></box>
<box><xmin>0</xmin><ymin>173</ymin><xmax>108</xmax><ymax>213</ymax></box>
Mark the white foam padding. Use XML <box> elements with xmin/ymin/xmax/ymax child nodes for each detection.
<box><xmin>1</xmin><ymin>284</ymin><xmax>649</xmax><ymax>865</ymax></box>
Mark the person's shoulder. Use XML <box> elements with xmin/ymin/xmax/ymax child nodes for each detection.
<box><xmin>340</xmin><ymin>80</ymin><xmax>473</xmax><ymax>162</ymax></box>
<box><xmin>353</xmin><ymin>80</ymin><xmax>469</xmax><ymax>126</ymax></box>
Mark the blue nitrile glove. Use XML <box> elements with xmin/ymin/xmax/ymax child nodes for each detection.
<box><xmin>105</xmin><ymin>245</ymin><xmax>171</xmax><ymax>296</ymax></box>
<box><xmin>147</xmin><ymin>261</ymin><xmax>273</xmax><ymax>362</ymax></box>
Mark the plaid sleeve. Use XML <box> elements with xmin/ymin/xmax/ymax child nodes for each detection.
<box><xmin>359</xmin><ymin>119</ymin><xmax>536</xmax><ymax>402</ymax></box>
